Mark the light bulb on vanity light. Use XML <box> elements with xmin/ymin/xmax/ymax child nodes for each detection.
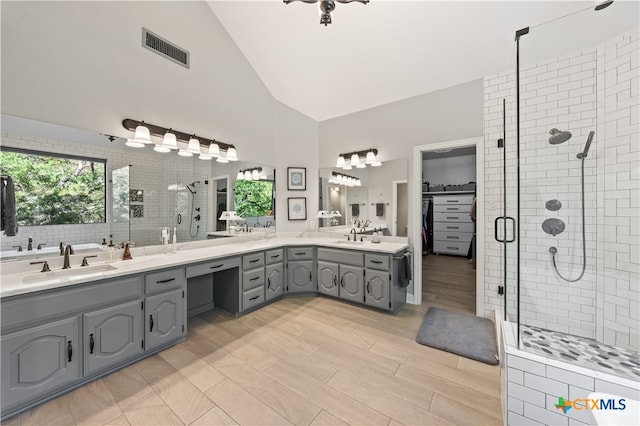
<box><xmin>154</xmin><ymin>131</ymin><xmax>176</xmax><ymax>153</ymax></box>
<box><xmin>350</xmin><ymin>153</ymin><xmax>360</xmax><ymax>167</ymax></box>
<box><xmin>365</xmin><ymin>150</ymin><xmax>376</xmax><ymax>164</ymax></box>
<box><xmin>244</xmin><ymin>171</ymin><xmax>252</xmax><ymax>180</ymax></box>
<box><xmin>208</xmin><ymin>142</ymin><xmax>220</xmax><ymax>158</ymax></box>
<box><xmin>226</xmin><ymin>147</ymin><xmax>238</xmax><ymax>162</ymax></box>
<box><xmin>236</xmin><ymin>171</ymin><xmax>244</xmax><ymax>180</ymax></box>
<box><xmin>336</xmin><ymin>155</ymin><xmax>345</xmax><ymax>168</ymax></box>
<box><xmin>187</xmin><ymin>137</ymin><xmax>201</xmax><ymax>154</ymax></box>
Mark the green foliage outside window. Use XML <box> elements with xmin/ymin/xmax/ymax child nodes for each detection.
<box><xmin>0</xmin><ymin>149</ymin><xmax>106</xmax><ymax>225</ymax></box>
<box><xmin>234</xmin><ymin>180</ymin><xmax>274</xmax><ymax>218</ymax></box>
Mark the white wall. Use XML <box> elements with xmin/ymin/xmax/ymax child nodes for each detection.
<box><xmin>0</xmin><ymin>1</ymin><xmax>319</xmax><ymax>233</ymax></box>
<box><xmin>422</xmin><ymin>154</ymin><xmax>476</xmax><ymax>187</ymax></box>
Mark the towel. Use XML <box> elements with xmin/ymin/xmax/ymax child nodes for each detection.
<box><xmin>2</xmin><ymin>176</ymin><xmax>18</xmax><ymax>236</ymax></box>
<box><xmin>351</xmin><ymin>204</ymin><xmax>359</xmax><ymax>217</ymax></box>
<box><xmin>397</xmin><ymin>252</ymin><xmax>411</xmax><ymax>288</ymax></box>
<box><xmin>376</xmin><ymin>203</ymin><xmax>384</xmax><ymax>217</ymax></box>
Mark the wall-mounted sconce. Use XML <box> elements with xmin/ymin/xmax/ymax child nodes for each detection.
<box><xmin>335</xmin><ymin>148</ymin><xmax>381</xmax><ymax>170</ymax></box>
<box><xmin>329</xmin><ymin>171</ymin><xmax>362</xmax><ymax>187</ymax></box>
<box><xmin>122</xmin><ymin>119</ymin><xmax>238</xmax><ymax>163</ymax></box>
<box><xmin>236</xmin><ymin>167</ymin><xmax>265</xmax><ymax>181</ymax></box>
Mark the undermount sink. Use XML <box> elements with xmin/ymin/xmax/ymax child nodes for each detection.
<box><xmin>22</xmin><ymin>264</ymin><xmax>117</xmax><ymax>284</ymax></box>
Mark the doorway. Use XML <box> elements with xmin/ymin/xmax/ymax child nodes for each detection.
<box><xmin>393</xmin><ymin>180</ymin><xmax>408</xmax><ymax>237</ymax></box>
<box><xmin>411</xmin><ymin>137</ymin><xmax>484</xmax><ymax>315</ymax></box>
<box><xmin>209</xmin><ymin>175</ymin><xmax>229</xmax><ymax>232</ymax></box>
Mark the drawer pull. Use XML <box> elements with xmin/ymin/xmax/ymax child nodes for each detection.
<box><xmin>89</xmin><ymin>334</ymin><xmax>94</xmax><ymax>354</ymax></box>
<box><xmin>249</xmin><ymin>295</ymin><xmax>259</xmax><ymax>301</ymax></box>
<box><xmin>446</xmin><ymin>236</ymin><xmax>460</xmax><ymax>239</ymax></box>
<box><xmin>249</xmin><ymin>258</ymin><xmax>260</xmax><ymax>263</ymax></box>
<box><xmin>446</xmin><ymin>207</ymin><xmax>459</xmax><ymax>210</ymax></box>
<box><xmin>447</xmin><ymin>246</ymin><xmax>460</xmax><ymax>250</ymax></box>
<box><xmin>67</xmin><ymin>341</ymin><xmax>73</xmax><ymax>362</ymax></box>
<box><xmin>156</xmin><ymin>277</ymin><xmax>175</xmax><ymax>284</ymax></box>
<box><xmin>295</xmin><ymin>252</ymin><xmax>306</xmax><ymax>256</ymax></box>
<box><xmin>446</xmin><ymin>217</ymin><xmax>459</xmax><ymax>220</ymax></box>
<box><xmin>446</xmin><ymin>200</ymin><xmax>459</xmax><ymax>203</ymax></box>
<box><xmin>370</xmin><ymin>260</ymin><xmax>383</xmax><ymax>264</ymax></box>
<box><xmin>250</xmin><ymin>276</ymin><xmax>260</xmax><ymax>281</ymax></box>
<box><xmin>446</xmin><ymin>226</ymin><xmax>459</xmax><ymax>229</ymax></box>
<box><xmin>270</xmin><ymin>255</ymin><xmax>280</xmax><ymax>259</ymax></box>
<box><xmin>210</xmin><ymin>264</ymin><xmax>224</xmax><ymax>269</ymax></box>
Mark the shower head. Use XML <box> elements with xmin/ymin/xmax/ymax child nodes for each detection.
<box><xmin>548</xmin><ymin>128</ymin><xmax>572</xmax><ymax>145</ymax></box>
<box><xmin>577</xmin><ymin>131</ymin><xmax>595</xmax><ymax>159</ymax></box>
<box><xmin>186</xmin><ymin>181</ymin><xmax>199</xmax><ymax>194</ymax></box>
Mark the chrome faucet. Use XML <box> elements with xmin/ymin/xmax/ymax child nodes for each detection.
<box><xmin>350</xmin><ymin>228</ymin><xmax>357</xmax><ymax>240</ymax></box>
<box><xmin>62</xmin><ymin>244</ymin><xmax>73</xmax><ymax>269</ymax></box>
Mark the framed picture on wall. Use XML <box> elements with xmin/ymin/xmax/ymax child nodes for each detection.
<box><xmin>287</xmin><ymin>167</ymin><xmax>306</xmax><ymax>190</ymax></box>
<box><xmin>287</xmin><ymin>197</ymin><xmax>307</xmax><ymax>220</ymax></box>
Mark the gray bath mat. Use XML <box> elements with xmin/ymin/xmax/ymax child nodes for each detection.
<box><xmin>416</xmin><ymin>307</ymin><xmax>498</xmax><ymax>365</ymax></box>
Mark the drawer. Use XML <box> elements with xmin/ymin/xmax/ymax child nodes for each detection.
<box><xmin>365</xmin><ymin>253</ymin><xmax>390</xmax><ymax>270</ymax></box>
<box><xmin>242</xmin><ymin>268</ymin><xmax>265</xmax><ymax>291</ymax></box>
<box><xmin>242</xmin><ymin>252</ymin><xmax>265</xmax><ymax>270</ymax></box>
<box><xmin>242</xmin><ymin>286</ymin><xmax>264</xmax><ymax>311</ymax></box>
<box><xmin>433</xmin><ymin>195</ymin><xmax>474</xmax><ymax>205</ymax></box>
<box><xmin>185</xmin><ymin>257</ymin><xmax>240</xmax><ymax>278</ymax></box>
<box><xmin>265</xmin><ymin>248</ymin><xmax>284</xmax><ymax>265</ymax></box>
<box><xmin>433</xmin><ymin>240</ymin><xmax>470</xmax><ymax>255</ymax></box>
<box><xmin>433</xmin><ymin>222</ymin><xmax>474</xmax><ymax>233</ymax></box>
<box><xmin>145</xmin><ymin>268</ymin><xmax>185</xmax><ymax>294</ymax></box>
<box><xmin>287</xmin><ymin>247</ymin><xmax>314</xmax><ymax>261</ymax></box>
<box><xmin>433</xmin><ymin>204</ymin><xmax>471</xmax><ymax>214</ymax></box>
<box><xmin>434</xmin><ymin>212</ymin><xmax>473</xmax><ymax>223</ymax></box>
<box><xmin>318</xmin><ymin>248</ymin><xmax>363</xmax><ymax>266</ymax></box>
<box><xmin>434</xmin><ymin>231</ymin><xmax>473</xmax><ymax>244</ymax></box>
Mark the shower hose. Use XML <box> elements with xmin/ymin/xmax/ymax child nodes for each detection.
<box><xmin>550</xmin><ymin>157</ymin><xmax>586</xmax><ymax>282</ymax></box>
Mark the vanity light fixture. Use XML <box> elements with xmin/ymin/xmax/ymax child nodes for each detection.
<box><xmin>219</xmin><ymin>210</ymin><xmax>243</xmax><ymax>233</ymax></box>
<box><xmin>283</xmin><ymin>0</ymin><xmax>369</xmax><ymax>26</ymax></box>
<box><xmin>236</xmin><ymin>167</ymin><xmax>263</xmax><ymax>181</ymax></box>
<box><xmin>121</xmin><ymin>118</ymin><xmax>237</xmax><ymax>162</ymax></box>
<box><xmin>329</xmin><ymin>171</ymin><xmax>361</xmax><ymax>187</ymax></box>
<box><xmin>336</xmin><ymin>148</ymin><xmax>380</xmax><ymax>170</ymax></box>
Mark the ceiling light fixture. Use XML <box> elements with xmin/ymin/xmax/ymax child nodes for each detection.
<box><xmin>121</xmin><ymin>118</ymin><xmax>238</xmax><ymax>161</ymax></box>
<box><xmin>336</xmin><ymin>148</ymin><xmax>381</xmax><ymax>170</ymax></box>
<box><xmin>283</xmin><ymin>0</ymin><xmax>369</xmax><ymax>26</ymax></box>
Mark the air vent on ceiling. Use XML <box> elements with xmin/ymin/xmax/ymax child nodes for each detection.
<box><xmin>142</xmin><ymin>28</ymin><xmax>189</xmax><ymax>69</ymax></box>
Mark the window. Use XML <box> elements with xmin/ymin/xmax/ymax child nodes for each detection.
<box><xmin>234</xmin><ymin>180</ymin><xmax>274</xmax><ymax>218</ymax></box>
<box><xmin>0</xmin><ymin>148</ymin><xmax>106</xmax><ymax>225</ymax></box>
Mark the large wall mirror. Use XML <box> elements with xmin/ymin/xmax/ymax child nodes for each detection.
<box><xmin>0</xmin><ymin>114</ymin><xmax>276</xmax><ymax>261</ymax></box>
<box><xmin>318</xmin><ymin>158</ymin><xmax>408</xmax><ymax>236</ymax></box>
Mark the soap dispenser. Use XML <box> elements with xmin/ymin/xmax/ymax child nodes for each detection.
<box><xmin>171</xmin><ymin>227</ymin><xmax>177</xmax><ymax>253</ymax></box>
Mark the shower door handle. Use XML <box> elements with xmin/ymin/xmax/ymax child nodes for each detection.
<box><xmin>494</xmin><ymin>217</ymin><xmax>516</xmax><ymax>243</ymax></box>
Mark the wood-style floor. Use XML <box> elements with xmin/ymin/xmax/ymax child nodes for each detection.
<box><xmin>422</xmin><ymin>254</ymin><xmax>476</xmax><ymax>315</ymax></box>
<box><xmin>5</xmin><ymin>258</ymin><xmax>499</xmax><ymax>426</ymax></box>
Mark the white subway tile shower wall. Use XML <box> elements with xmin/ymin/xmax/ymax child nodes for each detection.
<box><xmin>0</xmin><ymin>132</ymin><xmax>204</xmax><ymax>251</ymax></box>
<box><xmin>483</xmin><ymin>29</ymin><xmax>639</xmax><ymax>351</ymax></box>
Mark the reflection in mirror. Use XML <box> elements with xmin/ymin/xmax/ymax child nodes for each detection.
<box><xmin>110</xmin><ymin>165</ymin><xmax>130</xmax><ymax>245</ymax></box>
<box><xmin>318</xmin><ymin>158</ymin><xmax>407</xmax><ymax>236</ymax></box>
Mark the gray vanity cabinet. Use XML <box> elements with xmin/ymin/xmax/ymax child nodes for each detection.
<box><xmin>1</xmin><ymin>317</ymin><xmax>80</xmax><ymax>410</ymax></box>
<box><xmin>145</xmin><ymin>289</ymin><xmax>184</xmax><ymax>351</ymax></box>
<box><xmin>84</xmin><ymin>300</ymin><xmax>143</xmax><ymax>375</ymax></box>
<box><xmin>339</xmin><ymin>264</ymin><xmax>364</xmax><ymax>303</ymax></box>
<box><xmin>317</xmin><ymin>261</ymin><xmax>339</xmax><ymax>297</ymax></box>
<box><xmin>286</xmin><ymin>247</ymin><xmax>315</xmax><ymax>293</ymax></box>
<box><xmin>145</xmin><ymin>267</ymin><xmax>186</xmax><ymax>349</ymax></box>
<box><xmin>364</xmin><ymin>268</ymin><xmax>390</xmax><ymax>310</ymax></box>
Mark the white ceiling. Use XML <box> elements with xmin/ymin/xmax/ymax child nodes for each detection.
<box><xmin>207</xmin><ymin>0</ymin><xmax>639</xmax><ymax>121</ymax></box>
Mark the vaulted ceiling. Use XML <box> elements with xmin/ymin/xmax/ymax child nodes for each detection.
<box><xmin>207</xmin><ymin>1</ymin><xmax>638</xmax><ymax>121</ymax></box>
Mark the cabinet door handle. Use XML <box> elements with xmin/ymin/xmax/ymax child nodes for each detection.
<box><xmin>367</xmin><ymin>282</ymin><xmax>371</xmax><ymax>294</ymax></box>
<box><xmin>250</xmin><ymin>276</ymin><xmax>260</xmax><ymax>281</ymax></box>
<box><xmin>67</xmin><ymin>340</ymin><xmax>73</xmax><ymax>362</ymax></box>
<box><xmin>267</xmin><ymin>277</ymin><xmax>271</xmax><ymax>289</ymax></box>
<box><xmin>156</xmin><ymin>277</ymin><xmax>175</xmax><ymax>284</ymax></box>
<box><xmin>89</xmin><ymin>333</ymin><xmax>94</xmax><ymax>354</ymax></box>
<box><xmin>340</xmin><ymin>277</ymin><xmax>344</xmax><ymax>287</ymax></box>
<box><xmin>370</xmin><ymin>260</ymin><xmax>383</xmax><ymax>264</ymax></box>
<box><xmin>210</xmin><ymin>264</ymin><xmax>224</xmax><ymax>269</ymax></box>
<box><xmin>309</xmin><ymin>271</ymin><xmax>312</xmax><ymax>282</ymax></box>
<box><xmin>333</xmin><ymin>275</ymin><xmax>337</xmax><ymax>287</ymax></box>
<box><xmin>149</xmin><ymin>315</ymin><xmax>154</xmax><ymax>332</ymax></box>
<box><xmin>249</xmin><ymin>258</ymin><xmax>260</xmax><ymax>263</ymax></box>
<box><xmin>249</xmin><ymin>295</ymin><xmax>259</xmax><ymax>301</ymax></box>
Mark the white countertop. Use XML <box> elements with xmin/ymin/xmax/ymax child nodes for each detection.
<box><xmin>0</xmin><ymin>232</ymin><xmax>409</xmax><ymax>298</ymax></box>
